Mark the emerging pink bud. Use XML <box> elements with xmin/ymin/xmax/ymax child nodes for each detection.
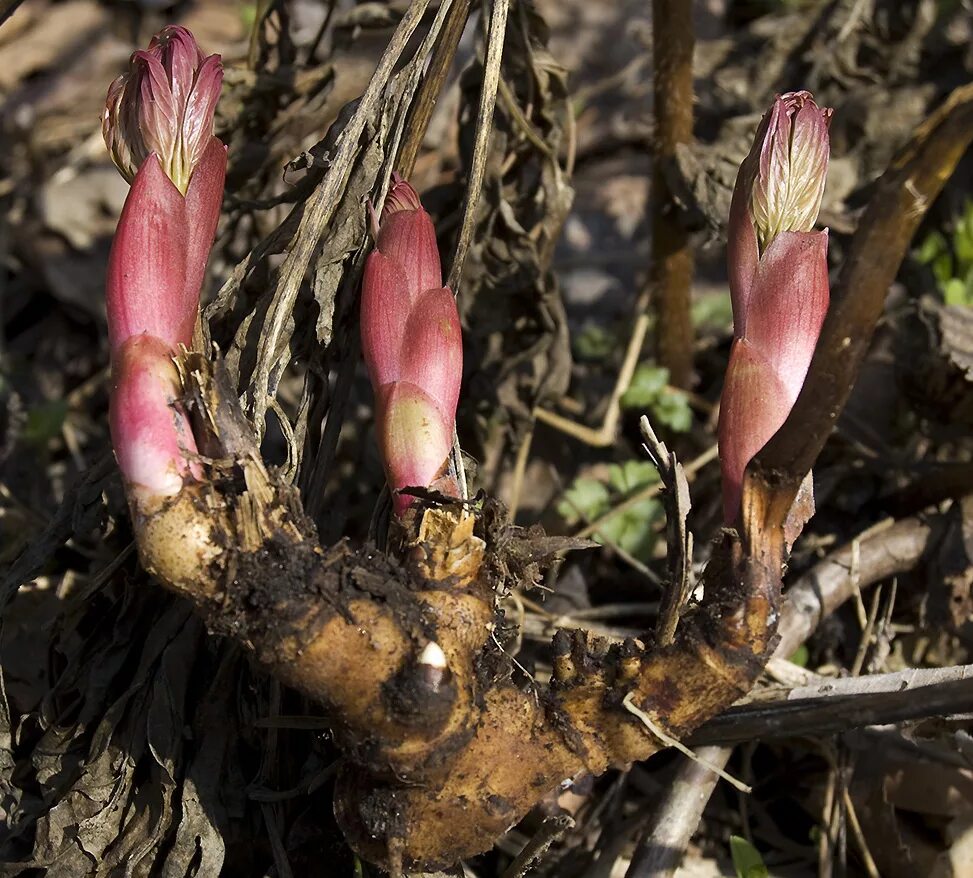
<box><xmin>104</xmin><ymin>25</ymin><xmax>223</xmax><ymax>195</ymax></box>
<box><xmin>376</xmin><ymin>382</ymin><xmax>455</xmax><ymax>511</ymax></box>
<box><xmin>103</xmin><ymin>26</ymin><xmax>226</xmax><ymax>506</ymax></box>
<box><xmin>727</xmin><ymin>91</ymin><xmax>831</xmax><ymax>332</ymax></box>
<box><xmin>361</xmin><ymin>175</ymin><xmax>463</xmax><ymax>515</ymax></box>
<box><xmin>719</xmin><ymin>92</ymin><xmax>832</xmax><ymax>524</ymax></box>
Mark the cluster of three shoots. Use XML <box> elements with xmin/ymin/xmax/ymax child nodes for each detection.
<box><xmin>104</xmin><ymin>27</ymin><xmax>832</xmax><ymax>561</ymax></box>
<box><xmin>98</xmin><ymin>27</ymin><xmax>833</xmax><ymax>871</ymax></box>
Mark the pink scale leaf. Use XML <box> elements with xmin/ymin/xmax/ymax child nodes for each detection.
<box><xmin>106</xmin><ymin>154</ymin><xmax>191</xmax><ymax>352</ymax></box>
<box><xmin>360</xmin><ymin>250</ymin><xmax>412</xmax><ymax>388</ymax></box>
<box><xmin>727</xmin><ymin>178</ymin><xmax>759</xmax><ymax>333</ymax></box>
<box><xmin>718</xmin><ymin>338</ymin><xmax>792</xmax><ymax>524</ymax></box>
<box><xmin>183</xmin><ymin>58</ymin><xmax>224</xmax><ymax>175</ymax></box>
<box><xmin>182</xmin><ymin>135</ymin><xmax>227</xmax><ymax>315</ymax></box>
<box><xmin>110</xmin><ymin>335</ymin><xmax>199</xmax><ymax>498</ymax></box>
<box><xmin>741</xmin><ymin>229</ymin><xmax>829</xmax><ymax>405</ymax></box>
<box><xmin>398</xmin><ymin>286</ymin><xmax>463</xmax><ymax>421</ymax></box>
<box><xmin>376</xmin><ymin>205</ymin><xmax>442</xmax><ymax>301</ymax></box>
<box><xmin>376</xmin><ymin>381</ymin><xmax>453</xmax><ymax>515</ymax></box>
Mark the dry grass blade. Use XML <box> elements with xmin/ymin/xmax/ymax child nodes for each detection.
<box><xmin>445</xmin><ymin>0</ymin><xmax>510</xmax><ymax>291</ymax></box>
<box><xmin>533</xmin><ymin>298</ymin><xmax>651</xmax><ymax>448</ymax></box>
<box><xmin>500</xmin><ymin>814</ymin><xmax>575</xmax><ymax>878</ymax></box>
<box><xmin>0</xmin><ymin>0</ymin><xmax>24</xmax><ymax>28</ymax></box>
<box><xmin>397</xmin><ymin>0</ymin><xmax>473</xmax><ymax>177</ymax></box>
<box><xmin>247</xmin><ymin>0</ymin><xmax>433</xmax><ymax>432</ymax></box>
<box><xmin>639</xmin><ymin>416</ymin><xmax>692</xmax><ymax>646</ymax></box>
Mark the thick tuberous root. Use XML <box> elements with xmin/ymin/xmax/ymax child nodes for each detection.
<box><xmin>128</xmin><ymin>353</ymin><xmax>783</xmax><ymax>872</ymax></box>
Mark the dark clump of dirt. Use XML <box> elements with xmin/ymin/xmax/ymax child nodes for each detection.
<box><xmin>209</xmin><ymin>529</ymin><xmax>328</xmax><ymax>654</ymax></box>
<box><xmin>214</xmin><ymin>524</ymin><xmax>448</xmax><ymax>664</ymax></box>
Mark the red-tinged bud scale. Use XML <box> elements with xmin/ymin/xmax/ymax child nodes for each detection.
<box><xmin>105</xmin><ymin>137</ymin><xmax>225</xmax><ymax>354</ymax></box>
<box><xmin>376</xmin><ymin>382</ymin><xmax>455</xmax><ymax>511</ymax></box>
<box><xmin>719</xmin><ymin>92</ymin><xmax>832</xmax><ymax>523</ymax></box>
<box><xmin>361</xmin><ymin>175</ymin><xmax>463</xmax><ymax>515</ymax></box>
<box><xmin>103</xmin><ymin>26</ymin><xmax>226</xmax><ymax>508</ymax></box>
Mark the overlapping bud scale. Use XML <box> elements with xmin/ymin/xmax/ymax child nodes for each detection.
<box><xmin>361</xmin><ymin>176</ymin><xmax>463</xmax><ymax>515</ymax></box>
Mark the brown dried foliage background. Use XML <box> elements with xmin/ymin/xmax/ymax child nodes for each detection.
<box><xmin>2</xmin><ymin>0</ymin><xmax>973</xmax><ymax>876</ymax></box>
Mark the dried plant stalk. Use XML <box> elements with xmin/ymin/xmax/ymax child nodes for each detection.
<box><xmin>397</xmin><ymin>0</ymin><xmax>473</xmax><ymax>177</ymax></box>
<box><xmin>446</xmin><ymin>0</ymin><xmax>510</xmax><ymax>291</ymax></box>
<box><xmin>650</xmin><ymin>0</ymin><xmax>695</xmax><ymax>389</ymax></box>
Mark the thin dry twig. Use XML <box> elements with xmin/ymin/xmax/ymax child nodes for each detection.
<box><xmin>850</xmin><ymin>584</ymin><xmax>882</xmax><ymax>677</ymax></box>
<box><xmin>624</xmin><ymin>747</ymin><xmax>725</xmax><ymax>878</ymax></box>
<box><xmin>691</xmin><ymin>664</ymin><xmax>973</xmax><ymax>745</ymax></box>
<box><xmin>557</xmin><ymin>485</ymin><xmax>661</xmax><ymax>585</ymax></box>
<box><xmin>499</xmin><ymin>814</ymin><xmax>575</xmax><ymax>878</ymax></box>
<box><xmin>842</xmin><ymin>788</ymin><xmax>880</xmax><ymax>878</ymax></box>
<box><xmin>775</xmin><ymin>517</ymin><xmax>924</xmax><ymax>656</ymax></box>
<box><xmin>533</xmin><ymin>302</ymin><xmax>650</xmax><ymax>448</ymax></box>
<box><xmin>573</xmin><ymin>444</ymin><xmax>717</xmax><ymax>541</ymax></box>
<box><xmin>507</xmin><ymin>420</ymin><xmax>534</xmax><ymax>519</ymax></box>
<box><xmin>818</xmin><ymin>757</ymin><xmax>838</xmax><ymax>878</ymax></box>
<box><xmin>445</xmin><ymin>0</ymin><xmax>510</xmax><ymax>291</ymax></box>
<box><xmin>261</xmin><ymin>803</ymin><xmax>294</xmax><ymax>878</ymax></box>
<box><xmin>650</xmin><ymin>0</ymin><xmax>695</xmax><ymax>389</ymax></box>
<box><xmin>639</xmin><ymin>416</ymin><xmax>692</xmax><ymax>646</ymax></box>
